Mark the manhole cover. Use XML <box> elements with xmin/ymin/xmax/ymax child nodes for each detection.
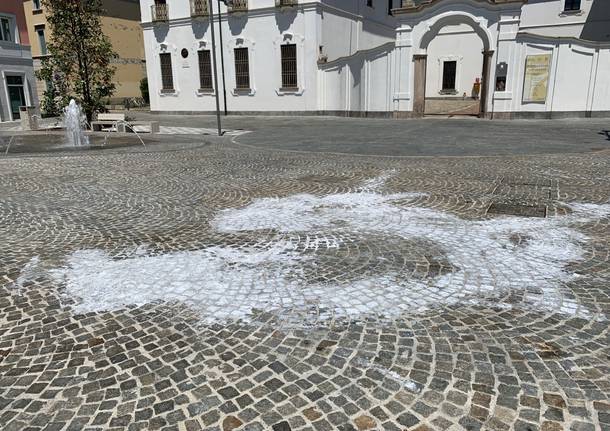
<box><xmin>487</xmin><ymin>203</ymin><xmax>547</xmax><ymax>218</ymax></box>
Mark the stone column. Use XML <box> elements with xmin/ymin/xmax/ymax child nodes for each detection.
<box><xmin>412</xmin><ymin>54</ymin><xmax>427</xmax><ymax>117</ymax></box>
<box><xmin>479</xmin><ymin>50</ymin><xmax>494</xmax><ymax>118</ymax></box>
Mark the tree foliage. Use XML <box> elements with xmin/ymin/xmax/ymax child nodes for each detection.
<box><xmin>36</xmin><ymin>0</ymin><xmax>117</xmax><ymax>121</ymax></box>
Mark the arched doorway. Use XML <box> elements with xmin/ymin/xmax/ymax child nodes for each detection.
<box><xmin>412</xmin><ymin>13</ymin><xmax>494</xmax><ymax>118</ymax></box>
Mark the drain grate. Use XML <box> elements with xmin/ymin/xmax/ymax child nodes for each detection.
<box><xmin>487</xmin><ymin>203</ymin><xmax>547</xmax><ymax>218</ymax></box>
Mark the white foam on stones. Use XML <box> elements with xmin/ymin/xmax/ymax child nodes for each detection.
<box><xmin>20</xmin><ymin>174</ymin><xmax>610</xmax><ymax>323</ymax></box>
<box><xmin>49</xmin><ymin>241</ymin><xmax>308</xmax><ymax>322</ymax></box>
<box><xmin>212</xmin><ymin>192</ymin><xmax>427</xmax><ymax>234</ymax></box>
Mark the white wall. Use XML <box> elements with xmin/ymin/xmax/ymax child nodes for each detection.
<box><xmin>319</xmin><ymin>43</ymin><xmax>394</xmax><ymax>113</ymax></box>
<box><xmin>139</xmin><ymin>0</ymin><xmax>610</xmax><ymax>116</ymax></box>
<box><xmin>393</xmin><ymin>0</ymin><xmax>610</xmax><ymax>116</ymax></box>
<box><xmin>509</xmin><ymin>35</ymin><xmax>610</xmax><ymax>115</ymax></box>
<box><xmin>320</xmin><ymin>9</ymin><xmax>359</xmax><ymax>60</ymax></box>
<box><xmin>392</xmin><ymin>1</ymin><xmax>504</xmax><ymax>114</ymax></box>
<box><xmin>143</xmin><ymin>3</ymin><xmax>320</xmax><ymax>112</ymax></box>
<box><xmin>319</xmin><ymin>0</ymin><xmax>396</xmax><ymax>61</ymax></box>
<box><xmin>520</xmin><ymin>0</ymin><xmax>608</xmax><ymax>39</ymax></box>
<box><xmin>424</xmin><ymin>25</ymin><xmax>483</xmax><ymax>98</ymax></box>
<box><xmin>551</xmin><ymin>45</ymin><xmax>594</xmax><ymax>112</ymax></box>
<box><xmin>591</xmin><ymin>48</ymin><xmax>610</xmax><ymax>112</ymax></box>
<box><xmin>141</xmin><ymin>0</ymin><xmax>398</xmax><ymax>113</ymax></box>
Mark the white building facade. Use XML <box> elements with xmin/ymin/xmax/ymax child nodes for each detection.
<box><xmin>140</xmin><ymin>0</ymin><xmax>610</xmax><ymax>118</ymax></box>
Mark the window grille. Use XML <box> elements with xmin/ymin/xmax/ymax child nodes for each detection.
<box><xmin>234</xmin><ymin>47</ymin><xmax>250</xmax><ymax>89</ymax></box>
<box><xmin>198</xmin><ymin>50</ymin><xmax>213</xmax><ymax>90</ymax></box>
<box><xmin>160</xmin><ymin>53</ymin><xmax>174</xmax><ymax>91</ymax></box>
<box><xmin>281</xmin><ymin>44</ymin><xmax>298</xmax><ymax>89</ymax></box>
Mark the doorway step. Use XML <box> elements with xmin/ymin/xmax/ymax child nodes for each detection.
<box><xmin>424</xmin><ymin>97</ymin><xmax>480</xmax><ymax>116</ymax></box>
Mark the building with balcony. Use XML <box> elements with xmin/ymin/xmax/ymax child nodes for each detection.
<box><xmin>0</xmin><ymin>0</ymin><xmax>38</xmax><ymax>122</ymax></box>
<box><xmin>22</xmin><ymin>0</ymin><xmax>147</xmax><ymax>108</ymax></box>
<box><xmin>140</xmin><ymin>0</ymin><xmax>610</xmax><ymax>118</ymax></box>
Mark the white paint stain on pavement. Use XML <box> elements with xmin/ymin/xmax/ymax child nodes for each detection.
<box><xmin>16</xmin><ymin>174</ymin><xmax>610</xmax><ymax>323</ymax></box>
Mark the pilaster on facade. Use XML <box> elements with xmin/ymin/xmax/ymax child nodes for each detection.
<box><xmin>493</xmin><ymin>11</ymin><xmax>522</xmax><ymax>113</ymax></box>
<box><xmin>393</xmin><ymin>25</ymin><xmax>413</xmax><ymax>112</ymax></box>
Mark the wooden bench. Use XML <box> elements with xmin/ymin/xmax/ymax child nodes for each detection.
<box><xmin>91</xmin><ymin>113</ymin><xmax>159</xmax><ymax>134</ymax></box>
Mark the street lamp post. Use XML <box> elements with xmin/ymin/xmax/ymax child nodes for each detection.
<box><xmin>217</xmin><ymin>0</ymin><xmax>228</xmax><ymax>115</ymax></box>
<box><xmin>208</xmin><ymin>0</ymin><xmax>222</xmax><ymax>136</ymax></box>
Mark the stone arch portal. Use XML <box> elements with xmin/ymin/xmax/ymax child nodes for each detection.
<box><xmin>412</xmin><ymin>11</ymin><xmax>495</xmax><ymax>118</ymax></box>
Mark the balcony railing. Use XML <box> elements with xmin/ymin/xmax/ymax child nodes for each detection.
<box><xmin>151</xmin><ymin>3</ymin><xmax>168</xmax><ymax>22</ymax></box>
<box><xmin>191</xmin><ymin>0</ymin><xmax>209</xmax><ymax>17</ymax></box>
<box><xmin>276</xmin><ymin>0</ymin><xmax>298</xmax><ymax>7</ymax></box>
<box><xmin>229</xmin><ymin>0</ymin><xmax>248</xmax><ymax>13</ymax></box>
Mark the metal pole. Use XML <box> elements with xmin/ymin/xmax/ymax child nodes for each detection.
<box><xmin>208</xmin><ymin>0</ymin><xmax>222</xmax><ymax>136</ymax></box>
<box><xmin>217</xmin><ymin>0</ymin><xmax>228</xmax><ymax>115</ymax></box>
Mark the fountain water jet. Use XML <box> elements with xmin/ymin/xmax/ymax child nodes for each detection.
<box><xmin>3</xmin><ymin>136</ymin><xmax>14</xmax><ymax>156</ymax></box>
<box><xmin>63</xmin><ymin>99</ymin><xmax>89</xmax><ymax>146</ymax></box>
<box><xmin>115</xmin><ymin>120</ymin><xmax>146</xmax><ymax>147</ymax></box>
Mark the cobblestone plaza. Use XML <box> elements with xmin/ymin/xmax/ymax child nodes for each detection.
<box><xmin>1</xmin><ymin>118</ymin><xmax>609</xmax><ymax>431</ymax></box>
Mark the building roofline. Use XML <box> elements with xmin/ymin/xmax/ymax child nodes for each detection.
<box><xmin>392</xmin><ymin>0</ymin><xmax>527</xmax><ymax>15</ymax></box>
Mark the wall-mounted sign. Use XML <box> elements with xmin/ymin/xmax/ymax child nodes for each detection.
<box><xmin>522</xmin><ymin>54</ymin><xmax>551</xmax><ymax>103</ymax></box>
<box><xmin>181</xmin><ymin>48</ymin><xmax>190</xmax><ymax>68</ymax></box>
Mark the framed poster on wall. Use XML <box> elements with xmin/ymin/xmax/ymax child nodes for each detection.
<box><xmin>522</xmin><ymin>54</ymin><xmax>552</xmax><ymax>103</ymax></box>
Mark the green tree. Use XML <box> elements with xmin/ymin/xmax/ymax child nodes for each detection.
<box><xmin>36</xmin><ymin>0</ymin><xmax>117</xmax><ymax>122</ymax></box>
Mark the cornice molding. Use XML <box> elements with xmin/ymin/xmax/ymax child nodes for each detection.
<box><xmin>393</xmin><ymin>0</ymin><xmax>527</xmax><ymax>15</ymax></box>
<box><xmin>141</xmin><ymin>2</ymin><xmax>318</xmax><ymax>29</ymax></box>
<box><xmin>517</xmin><ymin>31</ymin><xmax>610</xmax><ymax>49</ymax></box>
<box><xmin>317</xmin><ymin>41</ymin><xmax>395</xmax><ymax>69</ymax></box>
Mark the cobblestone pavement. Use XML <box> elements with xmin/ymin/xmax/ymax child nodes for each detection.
<box><xmin>0</xmin><ymin>119</ymin><xmax>246</xmax><ymax>137</ymax></box>
<box><xmin>132</xmin><ymin>112</ymin><xmax>610</xmax><ymax>157</ymax></box>
<box><xmin>1</xmin><ymin>130</ymin><xmax>609</xmax><ymax>431</ymax></box>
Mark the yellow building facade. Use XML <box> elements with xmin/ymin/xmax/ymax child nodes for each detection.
<box><xmin>22</xmin><ymin>0</ymin><xmax>146</xmax><ymax>106</ymax></box>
